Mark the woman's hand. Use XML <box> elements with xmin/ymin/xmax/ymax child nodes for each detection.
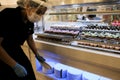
<box><xmin>12</xmin><ymin>63</ymin><xmax>27</xmax><ymax>77</ymax></box>
<box><xmin>35</xmin><ymin>54</ymin><xmax>52</xmax><ymax>70</ymax></box>
<box><xmin>41</xmin><ymin>61</ymin><xmax>52</xmax><ymax>70</ymax></box>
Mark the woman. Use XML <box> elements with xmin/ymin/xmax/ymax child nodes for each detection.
<box><xmin>0</xmin><ymin>0</ymin><xmax>51</xmax><ymax>80</ymax></box>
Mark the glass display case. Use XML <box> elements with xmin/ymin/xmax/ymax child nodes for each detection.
<box><xmin>35</xmin><ymin>2</ymin><xmax>120</xmax><ymax>54</ymax></box>
<box><xmin>33</xmin><ymin>1</ymin><xmax>120</xmax><ymax>80</ymax></box>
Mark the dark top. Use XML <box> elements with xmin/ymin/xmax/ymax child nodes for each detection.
<box><xmin>0</xmin><ymin>6</ymin><xmax>34</xmax><ymax>46</ymax></box>
<box><xmin>0</xmin><ymin>7</ymin><xmax>36</xmax><ymax>80</ymax></box>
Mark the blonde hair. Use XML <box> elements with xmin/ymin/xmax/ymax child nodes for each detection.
<box><xmin>17</xmin><ymin>0</ymin><xmax>28</xmax><ymax>8</ymax></box>
<box><xmin>17</xmin><ymin>0</ymin><xmax>48</xmax><ymax>8</ymax></box>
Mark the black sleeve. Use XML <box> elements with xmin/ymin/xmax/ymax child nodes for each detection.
<box><xmin>0</xmin><ymin>9</ymin><xmax>6</xmax><ymax>37</ymax></box>
<box><xmin>29</xmin><ymin>25</ymin><xmax>34</xmax><ymax>35</ymax></box>
<box><xmin>27</xmin><ymin>22</ymin><xmax>34</xmax><ymax>35</ymax></box>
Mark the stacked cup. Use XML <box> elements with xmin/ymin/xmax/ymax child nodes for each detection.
<box><xmin>99</xmin><ymin>76</ymin><xmax>112</xmax><ymax>80</ymax></box>
<box><xmin>67</xmin><ymin>67</ymin><xmax>83</xmax><ymax>80</ymax></box>
<box><xmin>54</xmin><ymin>63</ymin><xmax>67</xmax><ymax>78</ymax></box>
<box><xmin>42</xmin><ymin>61</ymin><xmax>56</xmax><ymax>74</ymax></box>
<box><xmin>82</xmin><ymin>71</ymin><xmax>101</xmax><ymax>80</ymax></box>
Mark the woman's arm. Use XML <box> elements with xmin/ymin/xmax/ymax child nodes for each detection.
<box><xmin>26</xmin><ymin>34</ymin><xmax>45</xmax><ymax>62</ymax></box>
<box><xmin>0</xmin><ymin>37</ymin><xmax>16</xmax><ymax>67</ymax></box>
<box><xmin>26</xmin><ymin>34</ymin><xmax>38</xmax><ymax>55</ymax></box>
<box><xmin>26</xmin><ymin>34</ymin><xmax>52</xmax><ymax>69</ymax></box>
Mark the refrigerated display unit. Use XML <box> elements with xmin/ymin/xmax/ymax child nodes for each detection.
<box><xmin>30</xmin><ymin>0</ymin><xmax>120</xmax><ymax>80</ymax></box>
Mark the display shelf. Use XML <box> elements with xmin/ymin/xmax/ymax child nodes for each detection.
<box><xmin>71</xmin><ymin>43</ymin><xmax>120</xmax><ymax>54</ymax></box>
<box><xmin>49</xmin><ymin>10</ymin><xmax>120</xmax><ymax>15</ymax></box>
<box><xmin>36</xmin><ymin>58</ymin><xmax>112</xmax><ymax>80</ymax></box>
<box><xmin>83</xmin><ymin>29</ymin><xmax>120</xmax><ymax>33</ymax></box>
<box><xmin>34</xmin><ymin>40</ymin><xmax>120</xmax><ymax>80</ymax></box>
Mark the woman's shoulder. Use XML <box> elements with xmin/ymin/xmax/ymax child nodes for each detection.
<box><xmin>1</xmin><ymin>6</ymin><xmax>21</xmax><ymax>13</ymax></box>
<box><xmin>0</xmin><ymin>7</ymin><xmax>16</xmax><ymax>14</ymax></box>
<box><xmin>0</xmin><ymin>6</ymin><xmax>22</xmax><ymax>18</ymax></box>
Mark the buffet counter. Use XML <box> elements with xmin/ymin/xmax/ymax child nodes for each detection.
<box><xmin>33</xmin><ymin>39</ymin><xmax>120</xmax><ymax>80</ymax></box>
